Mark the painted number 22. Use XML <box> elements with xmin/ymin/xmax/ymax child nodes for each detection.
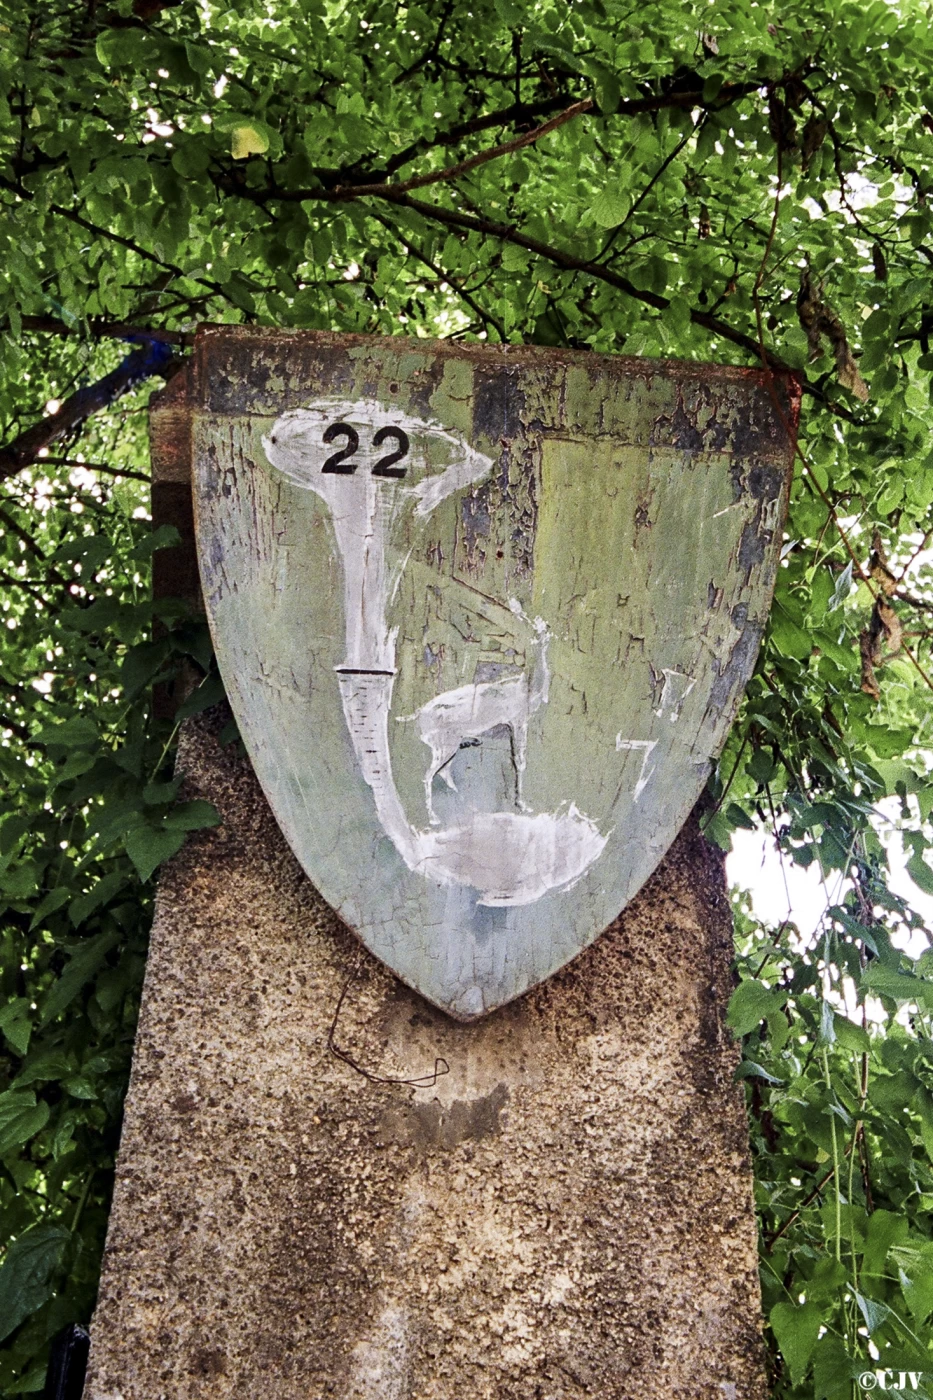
<box><xmin>321</xmin><ymin>422</ymin><xmax>410</xmax><ymax>478</ymax></box>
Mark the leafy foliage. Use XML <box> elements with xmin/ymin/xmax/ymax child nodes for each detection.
<box><xmin>2</xmin><ymin>0</ymin><xmax>933</xmax><ymax>1393</ymax></box>
<box><xmin>0</xmin><ymin>383</ymin><xmax>217</xmax><ymax>1392</ymax></box>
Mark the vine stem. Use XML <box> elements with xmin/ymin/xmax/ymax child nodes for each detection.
<box><xmin>751</xmin><ymin>135</ymin><xmax>933</xmax><ymax>697</ymax></box>
<box><xmin>70</xmin><ymin>1169</ymin><xmax>94</xmax><ymax>1234</ymax></box>
<box><xmin>823</xmin><ymin>1047</ymin><xmax>843</xmax><ymax>1265</ymax></box>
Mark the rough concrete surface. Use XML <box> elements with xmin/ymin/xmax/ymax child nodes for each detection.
<box><xmin>85</xmin><ymin>711</ymin><xmax>766</xmax><ymax>1400</ymax></box>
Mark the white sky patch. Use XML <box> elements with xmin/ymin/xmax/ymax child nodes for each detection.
<box><xmin>728</xmin><ymin>804</ymin><xmax>933</xmax><ymax>961</ymax></box>
<box><xmin>728</xmin><ymin>816</ymin><xmax>933</xmax><ymax>1028</ymax></box>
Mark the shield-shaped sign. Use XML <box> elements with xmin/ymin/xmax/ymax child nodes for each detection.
<box><xmin>192</xmin><ymin>328</ymin><xmax>799</xmax><ymax>1019</ymax></box>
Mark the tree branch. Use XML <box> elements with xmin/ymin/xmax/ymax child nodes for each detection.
<box><xmin>45</xmin><ymin>458</ymin><xmax>151</xmax><ymax>483</ymax></box>
<box><xmin>218</xmin><ymin>155</ymin><xmax>857</xmax><ymax>406</ymax></box>
<box><xmin>17</xmin><ymin>316</ymin><xmax>190</xmax><ymax>345</ymax></box>
<box><xmin>369</xmin><ymin>213</ymin><xmax>507</xmax><ymax>341</ymax></box>
<box><xmin>895</xmin><ymin>588</ymin><xmax>933</xmax><ymax>612</ymax></box>
<box><xmin>392</xmin><ymin>0</ymin><xmax>455</xmax><ymax>84</ymax></box>
<box><xmin>0</xmin><ymin>569</ymin><xmax>49</xmax><ymax>605</ymax></box>
<box><xmin>333</xmin><ymin>99</ymin><xmax>593</xmax><ymax>199</ymax></box>
<box><xmin>0</xmin><ymin>176</ymin><xmax>229</xmax><ymax>306</ymax></box>
<box><xmin>47</xmin><ymin>202</ymin><xmax>227</xmax><ymax>300</ymax></box>
<box><xmin>386</xmin><ymin>192</ymin><xmax>790</xmax><ymax>370</ymax></box>
<box><xmin>0</xmin><ymin>341</ymin><xmax>179</xmax><ymax>483</ymax></box>
<box><xmin>0</xmin><ymin>505</ymin><xmax>55</xmax><ymax>573</ymax></box>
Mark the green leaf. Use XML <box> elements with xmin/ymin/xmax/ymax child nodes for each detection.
<box><xmin>904</xmin><ymin>1269</ymin><xmax>933</xmax><ymax>1324</ymax></box>
<box><xmin>61</xmin><ymin>1075</ymin><xmax>98</xmax><ymax>1100</ymax></box>
<box><xmin>832</xmin><ymin>1013</ymin><xmax>870</xmax><ymax>1053</ymax></box>
<box><xmin>142</xmin><ymin>776</ymin><xmax>183</xmax><ymax>805</ymax></box>
<box><xmin>40</xmin><ymin>929</ymin><xmax>121</xmax><ymax>1025</ymax></box>
<box><xmin>811</xmin><ymin>1335</ymin><xmax>852</xmax><ymax>1400</ymax></box>
<box><xmin>176</xmin><ymin>671</ymin><xmax>226</xmax><ymax>719</ymax></box>
<box><xmin>15</xmin><ymin>1361</ymin><xmax>51</xmax><ymax>1393</ymax></box>
<box><xmin>14</xmin><ymin>1050</ymin><xmax>73</xmax><ymax>1088</ymax></box>
<box><xmin>123</xmin><ymin>825</ymin><xmax>185</xmax><ymax>883</ymax></box>
<box><xmin>906</xmin><ymin>852</ymin><xmax>933</xmax><ymax>898</ymax></box>
<box><xmin>770</xmin><ymin>1300</ymin><xmax>822</xmax><ymax>1385</ymax></box>
<box><xmin>851</xmin><ymin>1287</ymin><xmax>890</xmax><ymax>1334</ymax></box>
<box><xmin>230</xmin><ymin>122</ymin><xmax>271</xmax><ymax>160</ymax></box>
<box><xmin>735</xmin><ymin>1059</ymin><xmax>784</xmax><ymax>1084</ymax></box>
<box><xmin>770</xmin><ymin>600</ymin><xmax>813</xmax><ymax>659</ymax></box>
<box><xmin>862</xmin><ymin>1209</ymin><xmax>908</xmax><ymax>1278</ymax></box>
<box><xmin>727</xmin><ymin>980</ymin><xmax>788</xmax><ymax>1036</ymax></box>
<box><xmin>0</xmin><ymin>813</ymin><xmax>28</xmax><ymax>855</ymax></box>
<box><xmin>0</xmin><ymin>1222</ymin><xmax>70</xmax><ymax>1343</ymax></box>
<box><xmin>862</xmin><ymin>965</ymin><xmax>933</xmax><ymax>1008</ymax></box>
<box><xmin>162</xmin><ymin>799</ymin><xmax>220</xmax><ymax>833</ymax></box>
<box><xmin>829</xmin><ymin>560</ymin><xmax>854</xmax><ymax>611</ymax></box>
<box><xmin>0</xmin><ymin>998</ymin><xmax>33</xmax><ymax>1057</ymax></box>
<box><xmin>131</xmin><ymin>524</ymin><xmax>182</xmax><ymax>560</ymax></box>
<box><xmin>33</xmin><ymin>716</ymin><xmax>99</xmax><ymax>749</ymax></box>
<box><xmin>0</xmin><ymin>1089</ymin><xmax>50</xmax><ymax>1156</ymax></box>
<box><xmin>68</xmin><ymin>869</ymin><xmax>127</xmax><ymax>926</ymax></box>
<box><xmin>493</xmin><ymin>0</ymin><xmax>524</xmax><ymax>24</ymax></box>
<box><xmin>171</xmin><ymin>139</ymin><xmax>213</xmax><ymax>178</ymax></box>
<box><xmin>95</xmin><ymin>27</ymin><xmax>154</xmax><ymax>69</ymax></box>
<box><xmin>581</xmin><ymin>58</ymin><xmax>621</xmax><ymax>114</ymax></box>
<box><xmin>591</xmin><ymin>189</ymin><xmax>630</xmax><ymax>228</ymax></box>
<box><xmin>724</xmin><ymin>802</ymin><xmax>756</xmax><ymax>831</ymax></box>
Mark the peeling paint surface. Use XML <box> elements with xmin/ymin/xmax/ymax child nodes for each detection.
<box><xmin>192</xmin><ymin>329</ymin><xmax>799</xmax><ymax>1019</ymax></box>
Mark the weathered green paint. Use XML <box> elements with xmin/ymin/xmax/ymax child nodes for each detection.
<box><xmin>193</xmin><ymin>328</ymin><xmax>799</xmax><ymax>1019</ymax></box>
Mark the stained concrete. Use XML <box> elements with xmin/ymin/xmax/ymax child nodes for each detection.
<box><xmin>86</xmin><ymin>709</ymin><xmax>766</xmax><ymax>1399</ymax></box>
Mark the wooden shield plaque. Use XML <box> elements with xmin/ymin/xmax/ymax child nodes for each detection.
<box><xmin>192</xmin><ymin>328</ymin><xmax>799</xmax><ymax>1019</ymax></box>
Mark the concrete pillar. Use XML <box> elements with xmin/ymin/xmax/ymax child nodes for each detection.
<box><xmin>85</xmin><ymin>707</ymin><xmax>765</xmax><ymax>1399</ymax></box>
<box><xmin>86</xmin><ymin>353</ymin><xmax>771</xmax><ymax>1400</ymax></box>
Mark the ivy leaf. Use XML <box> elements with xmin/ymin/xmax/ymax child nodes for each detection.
<box><xmin>769</xmin><ymin>1300</ymin><xmax>822</xmax><ymax>1385</ymax></box>
<box><xmin>123</xmin><ymin>825</ymin><xmax>186</xmax><ymax>883</ymax></box>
